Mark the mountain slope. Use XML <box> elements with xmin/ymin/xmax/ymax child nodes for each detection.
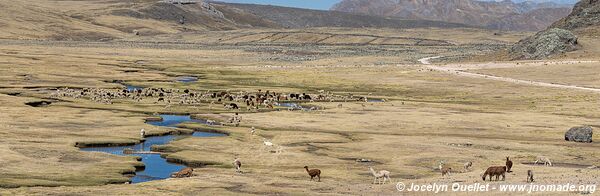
<box><xmin>330</xmin><ymin>0</ymin><xmax>572</xmax><ymax>31</ymax></box>
<box><xmin>0</xmin><ymin>0</ymin><xmax>473</xmax><ymax>41</ymax></box>
<box><xmin>550</xmin><ymin>0</ymin><xmax>600</xmax><ymax>35</ymax></box>
<box><xmin>213</xmin><ymin>2</ymin><xmax>470</xmax><ymax>29</ymax></box>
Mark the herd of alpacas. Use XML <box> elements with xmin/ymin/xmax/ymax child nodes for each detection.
<box><xmin>51</xmin><ymin>85</ymin><xmax>557</xmax><ymax>184</ymax></box>
<box><xmin>49</xmin><ymin>86</ymin><xmax>376</xmax><ymax>112</ymax></box>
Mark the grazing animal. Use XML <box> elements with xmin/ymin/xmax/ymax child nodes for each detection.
<box><xmin>229</xmin><ymin>103</ymin><xmax>239</xmax><ymax>109</ymax></box>
<box><xmin>534</xmin><ymin>156</ymin><xmax>552</xmax><ymax>166</ymax></box>
<box><xmin>337</xmin><ymin>103</ymin><xmax>343</xmax><ymax>108</ymax></box>
<box><xmin>506</xmin><ymin>157</ymin><xmax>513</xmax><ymax>173</ymax></box>
<box><xmin>206</xmin><ymin>120</ymin><xmax>215</xmax><ymax>125</ymax></box>
<box><xmin>170</xmin><ymin>167</ymin><xmax>194</xmax><ymax>178</ymax></box>
<box><xmin>527</xmin><ymin>170</ymin><xmax>534</xmax><ymax>183</ymax></box>
<box><xmin>441</xmin><ymin>166</ymin><xmax>452</xmax><ymax>176</ymax></box>
<box><xmin>304</xmin><ymin>166</ymin><xmax>321</xmax><ymax>182</ymax></box>
<box><xmin>233</xmin><ymin>158</ymin><xmax>242</xmax><ymax>173</ymax></box>
<box><xmin>263</xmin><ymin>139</ymin><xmax>273</xmax><ymax>147</ymax></box>
<box><xmin>482</xmin><ymin>166</ymin><xmax>506</xmax><ymax>181</ymax></box>
<box><xmin>368</xmin><ymin>167</ymin><xmax>391</xmax><ymax>184</ymax></box>
<box><xmin>250</xmin><ymin>127</ymin><xmax>256</xmax><ymax>135</ymax></box>
<box><xmin>140</xmin><ymin>129</ymin><xmax>145</xmax><ymax>138</ymax></box>
<box><xmin>464</xmin><ymin>161</ymin><xmax>473</xmax><ymax>170</ymax></box>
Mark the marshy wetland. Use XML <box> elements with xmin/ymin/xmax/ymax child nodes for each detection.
<box><xmin>1</xmin><ymin>27</ymin><xmax>599</xmax><ymax>195</ymax></box>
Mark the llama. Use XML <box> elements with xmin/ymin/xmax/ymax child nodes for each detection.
<box><xmin>368</xmin><ymin>167</ymin><xmax>391</xmax><ymax>184</ymax></box>
<box><xmin>534</xmin><ymin>156</ymin><xmax>552</xmax><ymax>166</ymax></box>
<box><xmin>304</xmin><ymin>166</ymin><xmax>321</xmax><ymax>182</ymax></box>
<box><xmin>140</xmin><ymin>128</ymin><xmax>146</xmax><ymax>138</ymax></box>
<box><xmin>506</xmin><ymin>157</ymin><xmax>513</xmax><ymax>173</ymax></box>
<box><xmin>482</xmin><ymin>166</ymin><xmax>506</xmax><ymax>181</ymax></box>
<box><xmin>527</xmin><ymin>170</ymin><xmax>534</xmax><ymax>183</ymax></box>
<box><xmin>464</xmin><ymin>161</ymin><xmax>473</xmax><ymax>170</ymax></box>
<box><xmin>233</xmin><ymin>158</ymin><xmax>242</xmax><ymax>173</ymax></box>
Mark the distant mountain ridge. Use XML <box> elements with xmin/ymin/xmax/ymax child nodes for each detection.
<box><xmin>330</xmin><ymin>0</ymin><xmax>573</xmax><ymax>31</ymax></box>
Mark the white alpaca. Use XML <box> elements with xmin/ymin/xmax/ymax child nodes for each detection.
<box><xmin>438</xmin><ymin>161</ymin><xmax>445</xmax><ymax>170</ymax></box>
<box><xmin>263</xmin><ymin>139</ymin><xmax>273</xmax><ymax>147</ymax></box>
<box><xmin>464</xmin><ymin>161</ymin><xmax>472</xmax><ymax>170</ymax></box>
<box><xmin>369</xmin><ymin>167</ymin><xmax>391</xmax><ymax>184</ymax></box>
<box><xmin>535</xmin><ymin>156</ymin><xmax>552</xmax><ymax>166</ymax></box>
<box><xmin>206</xmin><ymin>120</ymin><xmax>215</xmax><ymax>125</ymax></box>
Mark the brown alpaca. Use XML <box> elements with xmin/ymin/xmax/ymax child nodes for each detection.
<box><xmin>304</xmin><ymin>166</ymin><xmax>321</xmax><ymax>182</ymax></box>
<box><xmin>441</xmin><ymin>166</ymin><xmax>452</xmax><ymax>176</ymax></box>
<box><xmin>506</xmin><ymin>157</ymin><xmax>513</xmax><ymax>173</ymax></box>
<box><xmin>527</xmin><ymin>170</ymin><xmax>534</xmax><ymax>183</ymax></box>
<box><xmin>482</xmin><ymin>166</ymin><xmax>506</xmax><ymax>181</ymax></box>
<box><xmin>170</xmin><ymin>167</ymin><xmax>194</xmax><ymax>178</ymax></box>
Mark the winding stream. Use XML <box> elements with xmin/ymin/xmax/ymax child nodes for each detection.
<box><xmin>81</xmin><ymin>115</ymin><xmax>224</xmax><ymax>183</ymax></box>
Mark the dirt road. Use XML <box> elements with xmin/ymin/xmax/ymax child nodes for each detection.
<box><xmin>418</xmin><ymin>57</ymin><xmax>600</xmax><ymax>93</ymax></box>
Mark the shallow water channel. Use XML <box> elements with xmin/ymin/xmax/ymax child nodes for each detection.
<box><xmin>81</xmin><ymin>115</ymin><xmax>225</xmax><ymax>183</ymax></box>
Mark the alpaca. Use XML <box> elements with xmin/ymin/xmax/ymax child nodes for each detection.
<box><xmin>263</xmin><ymin>139</ymin><xmax>273</xmax><ymax>147</ymax></box>
<box><xmin>438</xmin><ymin>161</ymin><xmax>448</xmax><ymax>171</ymax></box>
<box><xmin>441</xmin><ymin>166</ymin><xmax>452</xmax><ymax>177</ymax></box>
<box><xmin>506</xmin><ymin>157</ymin><xmax>513</xmax><ymax>173</ymax></box>
<box><xmin>304</xmin><ymin>166</ymin><xmax>321</xmax><ymax>182</ymax></box>
<box><xmin>534</xmin><ymin>156</ymin><xmax>552</xmax><ymax>166</ymax></box>
<box><xmin>527</xmin><ymin>170</ymin><xmax>534</xmax><ymax>183</ymax></box>
<box><xmin>368</xmin><ymin>167</ymin><xmax>391</xmax><ymax>184</ymax></box>
<box><xmin>170</xmin><ymin>167</ymin><xmax>194</xmax><ymax>178</ymax></box>
<box><xmin>140</xmin><ymin>129</ymin><xmax>146</xmax><ymax>138</ymax></box>
<box><xmin>482</xmin><ymin>166</ymin><xmax>506</xmax><ymax>181</ymax></box>
<box><xmin>464</xmin><ymin>161</ymin><xmax>473</xmax><ymax>170</ymax></box>
<box><xmin>233</xmin><ymin>158</ymin><xmax>242</xmax><ymax>173</ymax></box>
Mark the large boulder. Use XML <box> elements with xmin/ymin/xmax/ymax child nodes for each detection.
<box><xmin>509</xmin><ymin>28</ymin><xmax>578</xmax><ymax>60</ymax></box>
<box><xmin>565</xmin><ymin>126</ymin><xmax>593</xmax><ymax>143</ymax></box>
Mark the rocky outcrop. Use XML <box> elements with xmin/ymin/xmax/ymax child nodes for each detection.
<box><xmin>509</xmin><ymin>28</ymin><xmax>578</xmax><ymax>59</ymax></box>
<box><xmin>508</xmin><ymin>0</ymin><xmax>599</xmax><ymax>59</ymax></box>
<box><xmin>565</xmin><ymin>126</ymin><xmax>593</xmax><ymax>143</ymax></box>
<box><xmin>551</xmin><ymin>0</ymin><xmax>600</xmax><ymax>31</ymax></box>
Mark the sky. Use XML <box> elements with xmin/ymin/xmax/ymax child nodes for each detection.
<box><xmin>219</xmin><ymin>0</ymin><xmax>343</xmax><ymax>10</ymax></box>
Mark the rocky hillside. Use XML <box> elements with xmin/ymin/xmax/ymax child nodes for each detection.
<box><xmin>550</xmin><ymin>0</ymin><xmax>600</xmax><ymax>35</ymax></box>
<box><xmin>509</xmin><ymin>0</ymin><xmax>600</xmax><ymax>59</ymax></box>
<box><xmin>330</xmin><ymin>0</ymin><xmax>572</xmax><ymax>31</ymax></box>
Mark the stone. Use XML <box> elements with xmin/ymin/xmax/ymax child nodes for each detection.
<box><xmin>565</xmin><ymin>126</ymin><xmax>593</xmax><ymax>143</ymax></box>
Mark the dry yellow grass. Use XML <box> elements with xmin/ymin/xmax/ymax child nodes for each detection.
<box><xmin>0</xmin><ymin>28</ymin><xmax>598</xmax><ymax>195</ymax></box>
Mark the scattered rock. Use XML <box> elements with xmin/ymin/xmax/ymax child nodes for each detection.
<box><xmin>356</xmin><ymin>158</ymin><xmax>372</xmax><ymax>162</ymax></box>
<box><xmin>24</xmin><ymin>101</ymin><xmax>52</xmax><ymax>107</ymax></box>
<box><xmin>565</xmin><ymin>126</ymin><xmax>593</xmax><ymax>143</ymax></box>
<box><xmin>509</xmin><ymin>28</ymin><xmax>578</xmax><ymax>60</ymax></box>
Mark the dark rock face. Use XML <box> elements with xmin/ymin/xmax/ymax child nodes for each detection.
<box><xmin>565</xmin><ymin>126</ymin><xmax>593</xmax><ymax>143</ymax></box>
<box><xmin>551</xmin><ymin>0</ymin><xmax>600</xmax><ymax>30</ymax></box>
<box><xmin>509</xmin><ymin>28</ymin><xmax>578</xmax><ymax>60</ymax></box>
